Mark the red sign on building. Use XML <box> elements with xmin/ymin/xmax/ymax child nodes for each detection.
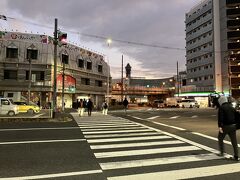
<box><xmin>57</xmin><ymin>74</ymin><xmax>76</xmax><ymax>93</ymax></box>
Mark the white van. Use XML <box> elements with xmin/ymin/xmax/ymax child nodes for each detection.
<box><xmin>0</xmin><ymin>98</ymin><xmax>19</xmax><ymax>116</ymax></box>
<box><xmin>180</xmin><ymin>99</ymin><xmax>200</xmax><ymax>108</ymax></box>
<box><xmin>165</xmin><ymin>97</ymin><xmax>182</xmax><ymax>107</ymax></box>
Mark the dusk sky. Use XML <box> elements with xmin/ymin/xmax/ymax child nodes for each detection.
<box><xmin>0</xmin><ymin>0</ymin><xmax>201</xmax><ymax>79</ymax></box>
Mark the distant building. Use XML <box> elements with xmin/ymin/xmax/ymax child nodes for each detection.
<box><xmin>0</xmin><ymin>31</ymin><xmax>110</xmax><ymax>108</ymax></box>
<box><xmin>185</xmin><ymin>0</ymin><xmax>240</xmax><ymax>99</ymax></box>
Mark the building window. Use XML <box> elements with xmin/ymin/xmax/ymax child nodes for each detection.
<box><xmin>81</xmin><ymin>78</ymin><xmax>90</xmax><ymax>85</ymax></box>
<box><xmin>4</xmin><ymin>70</ymin><xmax>17</xmax><ymax>80</ymax></box>
<box><xmin>87</xmin><ymin>61</ymin><xmax>92</xmax><ymax>70</ymax></box>
<box><xmin>95</xmin><ymin>80</ymin><xmax>102</xmax><ymax>87</ymax></box>
<box><xmin>27</xmin><ymin>49</ymin><xmax>38</xmax><ymax>60</ymax></box>
<box><xmin>6</xmin><ymin>47</ymin><xmax>18</xmax><ymax>58</ymax></box>
<box><xmin>62</xmin><ymin>54</ymin><xmax>69</xmax><ymax>64</ymax></box>
<box><xmin>26</xmin><ymin>71</ymin><xmax>44</xmax><ymax>81</ymax></box>
<box><xmin>98</xmin><ymin>65</ymin><xmax>103</xmax><ymax>73</ymax></box>
<box><xmin>78</xmin><ymin>59</ymin><xmax>84</xmax><ymax>68</ymax></box>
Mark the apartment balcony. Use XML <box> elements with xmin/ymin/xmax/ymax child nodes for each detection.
<box><xmin>227</xmin><ymin>19</ymin><xmax>240</xmax><ymax>28</ymax></box>
<box><xmin>227</xmin><ymin>8</ymin><xmax>240</xmax><ymax>17</ymax></box>
<box><xmin>227</xmin><ymin>31</ymin><xmax>240</xmax><ymax>39</ymax></box>
<box><xmin>228</xmin><ymin>42</ymin><xmax>240</xmax><ymax>49</ymax></box>
<box><xmin>227</xmin><ymin>0</ymin><xmax>240</xmax><ymax>7</ymax></box>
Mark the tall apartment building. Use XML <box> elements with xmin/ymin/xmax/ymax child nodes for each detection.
<box><xmin>185</xmin><ymin>0</ymin><xmax>240</xmax><ymax>99</ymax></box>
<box><xmin>0</xmin><ymin>31</ymin><xmax>110</xmax><ymax>108</ymax></box>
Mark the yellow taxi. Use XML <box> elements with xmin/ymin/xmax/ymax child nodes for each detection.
<box><xmin>14</xmin><ymin>101</ymin><xmax>40</xmax><ymax>114</ymax></box>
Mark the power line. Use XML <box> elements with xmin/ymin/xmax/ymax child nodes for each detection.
<box><xmin>0</xmin><ymin>15</ymin><xmax>231</xmax><ymax>54</ymax></box>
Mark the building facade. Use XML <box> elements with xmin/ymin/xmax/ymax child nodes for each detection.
<box><xmin>185</xmin><ymin>0</ymin><xmax>240</xmax><ymax>99</ymax></box>
<box><xmin>0</xmin><ymin>31</ymin><xmax>110</xmax><ymax>109</ymax></box>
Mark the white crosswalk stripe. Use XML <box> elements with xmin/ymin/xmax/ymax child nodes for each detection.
<box><xmin>75</xmin><ymin>113</ymin><xmax>239</xmax><ymax>180</ymax></box>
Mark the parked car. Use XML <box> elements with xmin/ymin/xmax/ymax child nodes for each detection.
<box><xmin>14</xmin><ymin>101</ymin><xmax>40</xmax><ymax>114</ymax></box>
<box><xmin>0</xmin><ymin>98</ymin><xmax>19</xmax><ymax>116</ymax></box>
<box><xmin>153</xmin><ymin>99</ymin><xmax>165</xmax><ymax>108</ymax></box>
<box><xmin>180</xmin><ymin>99</ymin><xmax>199</xmax><ymax>108</ymax></box>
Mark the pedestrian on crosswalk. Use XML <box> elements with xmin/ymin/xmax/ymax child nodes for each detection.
<box><xmin>87</xmin><ymin>98</ymin><xmax>93</xmax><ymax>116</ymax></box>
<box><xmin>123</xmin><ymin>98</ymin><xmax>129</xmax><ymax>114</ymax></box>
<box><xmin>102</xmin><ymin>100</ymin><xmax>108</xmax><ymax>115</ymax></box>
<box><xmin>77</xmin><ymin>99</ymin><xmax>84</xmax><ymax>117</ymax></box>
<box><xmin>217</xmin><ymin>96</ymin><xmax>238</xmax><ymax>161</ymax></box>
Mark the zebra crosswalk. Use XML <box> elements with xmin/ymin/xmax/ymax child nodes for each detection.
<box><xmin>76</xmin><ymin>114</ymin><xmax>239</xmax><ymax>180</ymax></box>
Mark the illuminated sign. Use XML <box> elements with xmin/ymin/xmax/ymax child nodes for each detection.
<box><xmin>57</xmin><ymin>74</ymin><xmax>76</xmax><ymax>93</ymax></box>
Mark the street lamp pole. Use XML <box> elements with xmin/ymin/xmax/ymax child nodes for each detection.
<box><xmin>27</xmin><ymin>52</ymin><xmax>32</xmax><ymax>104</ymax></box>
<box><xmin>53</xmin><ymin>18</ymin><xmax>58</xmax><ymax>118</ymax></box>
<box><xmin>106</xmin><ymin>39</ymin><xmax>112</xmax><ymax>104</ymax></box>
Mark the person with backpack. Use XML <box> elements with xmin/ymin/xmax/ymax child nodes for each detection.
<box><xmin>217</xmin><ymin>96</ymin><xmax>238</xmax><ymax>161</ymax></box>
<box><xmin>102</xmin><ymin>100</ymin><xmax>108</xmax><ymax>115</ymax></box>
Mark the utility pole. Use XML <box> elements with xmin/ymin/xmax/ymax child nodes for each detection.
<box><xmin>53</xmin><ymin>18</ymin><xmax>58</xmax><ymax>118</ymax></box>
<box><xmin>27</xmin><ymin>52</ymin><xmax>32</xmax><ymax>104</ymax></box>
<box><xmin>177</xmin><ymin>61</ymin><xmax>180</xmax><ymax>97</ymax></box>
<box><xmin>121</xmin><ymin>55</ymin><xmax>123</xmax><ymax>103</ymax></box>
<box><xmin>61</xmin><ymin>59</ymin><xmax>65</xmax><ymax>112</ymax></box>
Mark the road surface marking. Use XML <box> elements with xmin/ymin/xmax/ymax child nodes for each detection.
<box><xmin>191</xmin><ymin>115</ymin><xmax>198</xmax><ymax>118</ymax></box>
<box><xmin>90</xmin><ymin>140</ymin><xmax>185</xmax><ymax>149</ymax></box>
<box><xmin>100</xmin><ymin>153</ymin><xmax>221</xmax><ymax>170</ymax></box>
<box><xmin>87</xmin><ymin>135</ymin><xmax>171</xmax><ymax>143</ymax></box>
<box><xmin>79</xmin><ymin>124</ymin><xmax>139</xmax><ymax>129</ymax></box>
<box><xmin>192</xmin><ymin>132</ymin><xmax>240</xmax><ymax>147</ymax></box>
<box><xmin>81</xmin><ymin>126</ymin><xmax>145</xmax><ymax>132</ymax></box>
<box><xmin>152</xmin><ymin>121</ymin><xmax>186</xmax><ymax>131</ymax></box>
<box><xmin>128</xmin><ymin>115</ymin><xmax>144</xmax><ymax>120</ymax></box>
<box><xmin>0</xmin><ymin>139</ymin><xmax>86</xmax><ymax>145</ymax></box>
<box><xmin>94</xmin><ymin>146</ymin><xmax>200</xmax><ymax>158</ymax></box>
<box><xmin>0</xmin><ymin>127</ymin><xmax>79</xmax><ymax>131</ymax></box>
<box><xmin>170</xmin><ymin>116</ymin><xmax>180</xmax><ymax>119</ymax></box>
<box><xmin>107</xmin><ymin>163</ymin><xmax>240</xmax><ymax>180</ymax></box>
<box><xmin>85</xmin><ymin>132</ymin><xmax>160</xmax><ymax>138</ymax></box>
<box><xmin>3</xmin><ymin>169</ymin><xmax>103</xmax><ymax>180</ymax></box>
<box><xmin>147</xmin><ymin>116</ymin><xmax>160</xmax><ymax>120</ymax></box>
<box><xmin>83</xmin><ymin>129</ymin><xmax>153</xmax><ymax>135</ymax></box>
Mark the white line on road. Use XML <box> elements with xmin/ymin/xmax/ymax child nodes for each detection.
<box><xmin>81</xmin><ymin>126</ymin><xmax>145</xmax><ymax>132</ymax></box>
<box><xmin>107</xmin><ymin>163</ymin><xmax>240</xmax><ymax>180</ymax></box>
<box><xmin>83</xmin><ymin>129</ymin><xmax>154</xmax><ymax>135</ymax></box>
<box><xmin>85</xmin><ymin>132</ymin><xmax>160</xmax><ymax>138</ymax></box>
<box><xmin>0</xmin><ymin>139</ymin><xmax>86</xmax><ymax>145</ymax></box>
<box><xmin>2</xmin><ymin>169</ymin><xmax>103</xmax><ymax>180</ymax></box>
<box><xmin>0</xmin><ymin>127</ymin><xmax>80</xmax><ymax>132</ymax></box>
<box><xmin>101</xmin><ymin>153</ymin><xmax>221</xmax><ymax>170</ymax></box>
<box><xmin>147</xmin><ymin>116</ymin><xmax>160</xmax><ymax>120</ymax></box>
<box><xmin>170</xmin><ymin>116</ymin><xmax>180</xmax><ymax>119</ymax></box>
<box><xmin>87</xmin><ymin>135</ymin><xmax>171</xmax><ymax>143</ymax></box>
<box><xmin>191</xmin><ymin>115</ymin><xmax>198</xmax><ymax>118</ymax></box>
<box><xmin>152</xmin><ymin>121</ymin><xmax>186</xmax><ymax>131</ymax></box>
<box><xmin>90</xmin><ymin>140</ymin><xmax>185</xmax><ymax>150</ymax></box>
<box><xmin>95</xmin><ymin>146</ymin><xmax>200</xmax><ymax>158</ymax></box>
<box><xmin>33</xmin><ymin>113</ymin><xmax>45</xmax><ymax>118</ymax></box>
<box><xmin>79</xmin><ymin>124</ymin><xmax>139</xmax><ymax>129</ymax></box>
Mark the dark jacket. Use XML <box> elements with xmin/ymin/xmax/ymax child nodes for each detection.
<box><xmin>218</xmin><ymin>102</ymin><xmax>237</xmax><ymax>127</ymax></box>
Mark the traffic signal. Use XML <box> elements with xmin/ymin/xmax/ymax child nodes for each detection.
<box><xmin>58</xmin><ymin>31</ymin><xmax>67</xmax><ymax>46</ymax></box>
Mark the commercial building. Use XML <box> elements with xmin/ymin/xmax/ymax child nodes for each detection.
<box><xmin>0</xmin><ymin>31</ymin><xmax>110</xmax><ymax>109</ymax></box>
<box><xmin>185</xmin><ymin>0</ymin><xmax>240</xmax><ymax>99</ymax></box>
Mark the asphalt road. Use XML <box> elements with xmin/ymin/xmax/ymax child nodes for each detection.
<box><xmin>0</xmin><ymin>108</ymin><xmax>240</xmax><ymax>179</ymax></box>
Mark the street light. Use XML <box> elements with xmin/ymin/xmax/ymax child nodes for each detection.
<box><xmin>106</xmin><ymin>38</ymin><xmax>112</xmax><ymax>104</ymax></box>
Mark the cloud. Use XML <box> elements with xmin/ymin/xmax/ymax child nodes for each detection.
<box><xmin>2</xmin><ymin>0</ymin><xmax>198</xmax><ymax>78</ymax></box>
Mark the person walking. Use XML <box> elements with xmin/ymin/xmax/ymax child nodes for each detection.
<box><xmin>217</xmin><ymin>96</ymin><xmax>238</xmax><ymax>161</ymax></box>
<box><xmin>77</xmin><ymin>99</ymin><xmax>84</xmax><ymax>117</ymax></box>
<box><xmin>123</xmin><ymin>98</ymin><xmax>129</xmax><ymax>113</ymax></box>
<box><xmin>87</xmin><ymin>98</ymin><xmax>93</xmax><ymax>116</ymax></box>
<box><xmin>102</xmin><ymin>100</ymin><xmax>108</xmax><ymax>115</ymax></box>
